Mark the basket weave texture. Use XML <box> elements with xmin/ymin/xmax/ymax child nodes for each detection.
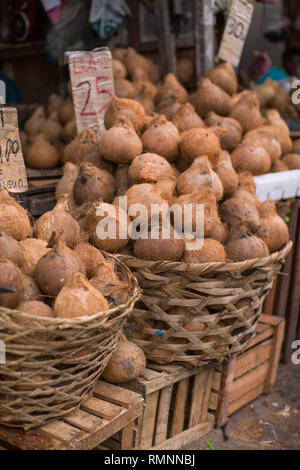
<box><xmin>120</xmin><ymin>241</ymin><xmax>292</xmax><ymax>367</ymax></box>
<box><xmin>0</xmin><ymin>254</ymin><xmax>140</xmax><ymax>430</ymax></box>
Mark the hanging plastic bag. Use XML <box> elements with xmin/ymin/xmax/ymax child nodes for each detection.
<box><xmin>89</xmin><ymin>0</ymin><xmax>130</xmax><ymax>39</ymax></box>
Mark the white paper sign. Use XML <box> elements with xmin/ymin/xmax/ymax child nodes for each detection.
<box><xmin>218</xmin><ymin>0</ymin><xmax>254</xmax><ymax>67</ymax></box>
<box><xmin>0</xmin><ymin>81</ymin><xmax>6</xmax><ymax>105</ymax></box>
<box><xmin>67</xmin><ymin>47</ymin><xmax>115</xmax><ymax>136</ymax></box>
<box><xmin>254</xmin><ymin>170</ymin><xmax>300</xmax><ymax>202</ymax></box>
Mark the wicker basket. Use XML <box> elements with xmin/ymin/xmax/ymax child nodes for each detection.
<box><xmin>120</xmin><ymin>241</ymin><xmax>292</xmax><ymax>367</ymax></box>
<box><xmin>0</xmin><ymin>255</ymin><xmax>140</xmax><ymax>430</ymax></box>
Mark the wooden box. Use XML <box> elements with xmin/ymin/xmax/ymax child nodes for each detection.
<box><xmin>0</xmin><ymin>380</ymin><xmax>143</xmax><ymax>450</ymax></box>
<box><xmin>264</xmin><ymin>199</ymin><xmax>300</xmax><ymax>362</ymax></box>
<box><xmin>118</xmin><ymin>363</ymin><xmax>215</xmax><ymax>450</ymax></box>
<box><xmin>209</xmin><ymin>314</ymin><xmax>285</xmax><ymax>427</ymax></box>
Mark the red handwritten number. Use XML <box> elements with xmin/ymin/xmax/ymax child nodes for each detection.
<box><xmin>77</xmin><ymin>80</ymin><xmax>96</xmax><ymax>117</ymax></box>
<box><xmin>96</xmin><ymin>76</ymin><xmax>113</xmax><ymax>115</ymax></box>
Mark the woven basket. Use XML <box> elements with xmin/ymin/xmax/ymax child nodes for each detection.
<box><xmin>0</xmin><ymin>254</ymin><xmax>140</xmax><ymax>430</ymax></box>
<box><xmin>120</xmin><ymin>241</ymin><xmax>292</xmax><ymax>367</ymax></box>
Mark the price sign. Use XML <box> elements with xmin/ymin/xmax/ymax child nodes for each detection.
<box><xmin>218</xmin><ymin>0</ymin><xmax>254</xmax><ymax>67</ymax></box>
<box><xmin>0</xmin><ymin>81</ymin><xmax>6</xmax><ymax>105</ymax></box>
<box><xmin>67</xmin><ymin>47</ymin><xmax>115</xmax><ymax>136</ymax></box>
<box><xmin>0</xmin><ymin>107</ymin><xmax>28</xmax><ymax>193</ymax></box>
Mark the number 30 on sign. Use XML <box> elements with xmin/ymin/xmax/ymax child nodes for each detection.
<box><xmin>67</xmin><ymin>48</ymin><xmax>115</xmax><ymax>136</ymax></box>
<box><xmin>218</xmin><ymin>0</ymin><xmax>254</xmax><ymax>67</ymax></box>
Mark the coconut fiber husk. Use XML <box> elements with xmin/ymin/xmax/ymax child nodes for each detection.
<box><xmin>119</xmin><ymin>241</ymin><xmax>292</xmax><ymax>367</ymax></box>
<box><xmin>0</xmin><ymin>254</ymin><xmax>140</xmax><ymax>430</ymax></box>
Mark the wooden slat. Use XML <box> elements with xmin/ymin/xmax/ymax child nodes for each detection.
<box><xmin>140</xmin><ymin>391</ymin><xmax>159</xmax><ymax>449</ymax></box>
<box><xmin>64</xmin><ymin>409</ymin><xmax>102</xmax><ymax>432</ymax></box>
<box><xmin>230</xmin><ymin>362</ymin><xmax>269</xmax><ymax>403</ymax></box>
<box><xmin>0</xmin><ymin>425</ymin><xmax>61</xmax><ymax>450</ymax></box>
<box><xmin>94</xmin><ymin>381</ymin><xmax>140</xmax><ymax>408</ymax></box>
<box><xmin>264</xmin><ymin>319</ymin><xmax>285</xmax><ymax>393</ymax></box>
<box><xmin>41</xmin><ymin>421</ymin><xmax>82</xmax><ymax>442</ymax></box>
<box><xmin>244</xmin><ymin>325</ymin><xmax>274</xmax><ymax>351</ymax></box>
<box><xmin>260</xmin><ymin>313</ymin><xmax>283</xmax><ymax>327</ymax></box>
<box><xmin>215</xmin><ymin>355</ymin><xmax>237</xmax><ymax>427</ymax></box>
<box><xmin>264</xmin><ymin>276</ymin><xmax>278</xmax><ymax>315</ymax></box>
<box><xmin>189</xmin><ymin>370</ymin><xmax>208</xmax><ymax>428</ymax></box>
<box><xmin>200</xmin><ymin>368</ymin><xmax>213</xmax><ymax>422</ymax></box>
<box><xmin>212</xmin><ymin>370</ymin><xmax>222</xmax><ymax>391</ymax></box>
<box><xmin>121</xmin><ymin>421</ymin><xmax>135</xmax><ymax>450</ymax></box>
<box><xmin>151</xmin><ymin>420</ymin><xmax>213</xmax><ymax>450</ymax></box>
<box><xmin>170</xmin><ymin>377</ymin><xmax>189</xmax><ymax>437</ymax></box>
<box><xmin>81</xmin><ymin>397</ymin><xmax>123</xmax><ymax>420</ymax></box>
<box><xmin>154</xmin><ymin>385</ymin><xmax>173</xmax><ymax>445</ymax></box>
<box><xmin>234</xmin><ymin>339</ymin><xmax>272</xmax><ymax>379</ymax></box>
<box><xmin>208</xmin><ymin>391</ymin><xmax>218</xmax><ymax>411</ymax></box>
<box><xmin>227</xmin><ymin>383</ymin><xmax>265</xmax><ymax>416</ymax></box>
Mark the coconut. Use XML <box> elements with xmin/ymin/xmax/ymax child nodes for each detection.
<box><xmin>0</xmin><ymin>257</ymin><xmax>25</xmax><ymax>308</ymax></box>
<box><xmin>141</xmin><ymin>115</ymin><xmax>181</xmax><ymax>162</ymax></box>
<box><xmin>99</xmin><ymin>118</ymin><xmax>142</xmax><ymax>163</ymax></box>
<box><xmin>22</xmin><ymin>275</ymin><xmax>42</xmax><ymax>302</ymax></box>
<box><xmin>292</xmin><ymin>139</ymin><xmax>300</xmax><ymax>154</ymax></box>
<box><xmin>114</xmin><ymin>78</ymin><xmax>137</xmax><ymax>99</ymax></box>
<box><xmin>204</xmin><ymin>62</ymin><xmax>238</xmax><ymax>96</ymax></box>
<box><xmin>25</xmin><ymin>134</ymin><xmax>59</xmax><ymax>169</ymax></box>
<box><xmin>194</xmin><ymin>78</ymin><xmax>231</xmax><ymax>117</ymax></box>
<box><xmin>112</xmin><ymin>58</ymin><xmax>127</xmax><ymax>79</ymax></box>
<box><xmin>156</xmin><ymin>94</ymin><xmax>181</xmax><ymax>120</ymax></box>
<box><xmin>90</xmin><ymin>262</ymin><xmax>129</xmax><ymax>306</ymax></box>
<box><xmin>0</xmin><ymin>232</ymin><xmax>24</xmax><ymax>267</ymax></box>
<box><xmin>229</xmin><ymin>91</ymin><xmax>261</xmax><ymax>133</ymax></box>
<box><xmin>58</xmin><ymin>97</ymin><xmax>75</xmax><ymax>124</ymax></box>
<box><xmin>225</xmin><ymin>224</ymin><xmax>269</xmax><ymax>261</ymax></box>
<box><xmin>24</xmin><ymin>106</ymin><xmax>46</xmax><ymax>136</ymax></box>
<box><xmin>183</xmin><ymin>238</ymin><xmax>226</xmax><ymax>263</ymax></box>
<box><xmin>257</xmin><ymin>200</ymin><xmax>289</xmax><ymax>253</ymax></box>
<box><xmin>33</xmin><ymin>196</ymin><xmax>81</xmax><ymax>248</ymax></box>
<box><xmin>128</xmin><ymin>153</ymin><xmax>175</xmax><ymax>184</ymax></box>
<box><xmin>179</xmin><ymin>127</ymin><xmax>223</xmax><ymax>169</ymax></box>
<box><xmin>156</xmin><ymin>73</ymin><xmax>188</xmax><ymax>104</ymax></box>
<box><xmin>220</xmin><ymin>192</ymin><xmax>260</xmax><ymax>229</ymax></box>
<box><xmin>74</xmin><ymin>240</ymin><xmax>105</xmax><ymax>278</ymax></box>
<box><xmin>73</xmin><ymin>162</ymin><xmax>115</xmax><ymax>204</ymax></box>
<box><xmin>177</xmin><ymin>57</ymin><xmax>194</xmax><ymax>86</ymax></box>
<box><xmin>172</xmin><ymin>103</ymin><xmax>205</xmax><ymax>132</ymax></box>
<box><xmin>133</xmin><ymin>225</ymin><xmax>184</xmax><ymax>261</ymax></box>
<box><xmin>282</xmin><ymin>153</ymin><xmax>300</xmax><ymax>170</ymax></box>
<box><xmin>41</xmin><ymin>111</ymin><xmax>63</xmax><ymax>142</ymax></box>
<box><xmin>83</xmin><ymin>150</ymin><xmax>115</xmax><ymax>174</ymax></box>
<box><xmin>104</xmin><ymin>96</ymin><xmax>146</xmax><ymax>133</ymax></box>
<box><xmin>17</xmin><ymin>300</ymin><xmax>53</xmax><ymax>318</ymax></box>
<box><xmin>35</xmin><ymin>235</ymin><xmax>85</xmax><ymax>297</ymax></box>
<box><xmin>115</xmin><ymin>164</ymin><xmax>130</xmax><ymax>196</ymax></box>
<box><xmin>243</xmin><ymin>128</ymin><xmax>282</xmax><ymax>163</ymax></box>
<box><xmin>19</xmin><ymin>238</ymin><xmax>50</xmax><ymax>277</ymax></box>
<box><xmin>231</xmin><ymin>142</ymin><xmax>271</xmax><ymax>175</ymax></box>
<box><xmin>54</xmin><ymin>272</ymin><xmax>108</xmax><ymax>319</ymax></box>
<box><xmin>270</xmin><ymin>160</ymin><xmax>289</xmax><ymax>173</ymax></box>
<box><xmin>0</xmin><ymin>189</ymin><xmax>32</xmax><ymax>240</ymax></box>
<box><xmin>210</xmin><ymin>221</ymin><xmax>229</xmax><ymax>245</ymax></box>
<box><xmin>177</xmin><ymin>156</ymin><xmax>223</xmax><ymax>201</ymax></box>
<box><xmin>264</xmin><ymin>110</ymin><xmax>293</xmax><ymax>154</ymax></box>
<box><xmin>55</xmin><ymin>162</ymin><xmax>79</xmax><ymax>202</ymax></box>
<box><xmin>86</xmin><ymin>200</ymin><xmax>130</xmax><ymax>252</ymax></box>
<box><xmin>214</xmin><ymin>151</ymin><xmax>239</xmax><ymax>197</ymax></box>
<box><xmin>47</xmin><ymin>93</ymin><xmax>63</xmax><ymax>115</ymax></box>
<box><xmin>63</xmin><ymin>129</ymin><xmax>98</xmax><ymax>165</ymax></box>
<box><xmin>102</xmin><ymin>334</ymin><xmax>146</xmax><ymax>383</ymax></box>
<box><xmin>205</xmin><ymin>111</ymin><xmax>242</xmax><ymax>151</ymax></box>
<box><xmin>62</xmin><ymin>119</ymin><xmax>77</xmax><ymax>142</ymax></box>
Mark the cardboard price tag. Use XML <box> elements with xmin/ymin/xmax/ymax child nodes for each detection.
<box><xmin>0</xmin><ymin>107</ymin><xmax>28</xmax><ymax>193</ymax></box>
<box><xmin>218</xmin><ymin>0</ymin><xmax>254</xmax><ymax>67</ymax></box>
<box><xmin>68</xmin><ymin>47</ymin><xmax>115</xmax><ymax>136</ymax></box>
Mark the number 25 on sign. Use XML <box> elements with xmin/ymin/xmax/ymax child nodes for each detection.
<box><xmin>67</xmin><ymin>48</ymin><xmax>115</xmax><ymax>136</ymax></box>
<box><xmin>218</xmin><ymin>0</ymin><xmax>254</xmax><ymax>67</ymax></box>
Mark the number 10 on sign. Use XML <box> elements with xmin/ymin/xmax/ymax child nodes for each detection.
<box><xmin>218</xmin><ymin>0</ymin><xmax>254</xmax><ymax>67</ymax></box>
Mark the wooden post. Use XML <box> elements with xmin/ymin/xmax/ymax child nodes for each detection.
<box><xmin>153</xmin><ymin>0</ymin><xmax>177</xmax><ymax>76</ymax></box>
<box><xmin>194</xmin><ymin>0</ymin><xmax>215</xmax><ymax>86</ymax></box>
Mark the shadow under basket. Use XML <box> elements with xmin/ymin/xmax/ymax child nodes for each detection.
<box><xmin>0</xmin><ymin>255</ymin><xmax>140</xmax><ymax>430</ymax></box>
<box><xmin>119</xmin><ymin>241</ymin><xmax>292</xmax><ymax>367</ymax></box>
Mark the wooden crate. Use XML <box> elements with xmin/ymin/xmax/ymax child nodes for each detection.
<box><xmin>116</xmin><ymin>363</ymin><xmax>215</xmax><ymax>450</ymax></box>
<box><xmin>264</xmin><ymin>199</ymin><xmax>300</xmax><ymax>362</ymax></box>
<box><xmin>14</xmin><ymin>167</ymin><xmax>62</xmax><ymax>218</ymax></box>
<box><xmin>0</xmin><ymin>380</ymin><xmax>143</xmax><ymax>450</ymax></box>
<box><xmin>209</xmin><ymin>314</ymin><xmax>285</xmax><ymax>427</ymax></box>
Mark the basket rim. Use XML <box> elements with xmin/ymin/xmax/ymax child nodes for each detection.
<box><xmin>0</xmin><ymin>254</ymin><xmax>141</xmax><ymax>326</ymax></box>
<box><xmin>118</xmin><ymin>240</ymin><xmax>293</xmax><ymax>273</ymax></box>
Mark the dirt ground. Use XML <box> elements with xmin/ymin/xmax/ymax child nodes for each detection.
<box><xmin>182</xmin><ymin>363</ymin><xmax>300</xmax><ymax>450</ymax></box>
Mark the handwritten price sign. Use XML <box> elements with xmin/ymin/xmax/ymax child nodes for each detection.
<box><xmin>218</xmin><ymin>0</ymin><xmax>254</xmax><ymax>67</ymax></box>
<box><xmin>0</xmin><ymin>107</ymin><xmax>28</xmax><ymax>193</ymax></box>
<box><xmin>68</xmin><ymin>47</ymin><xmax>115</xmax><ymax>135</ymax></box>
